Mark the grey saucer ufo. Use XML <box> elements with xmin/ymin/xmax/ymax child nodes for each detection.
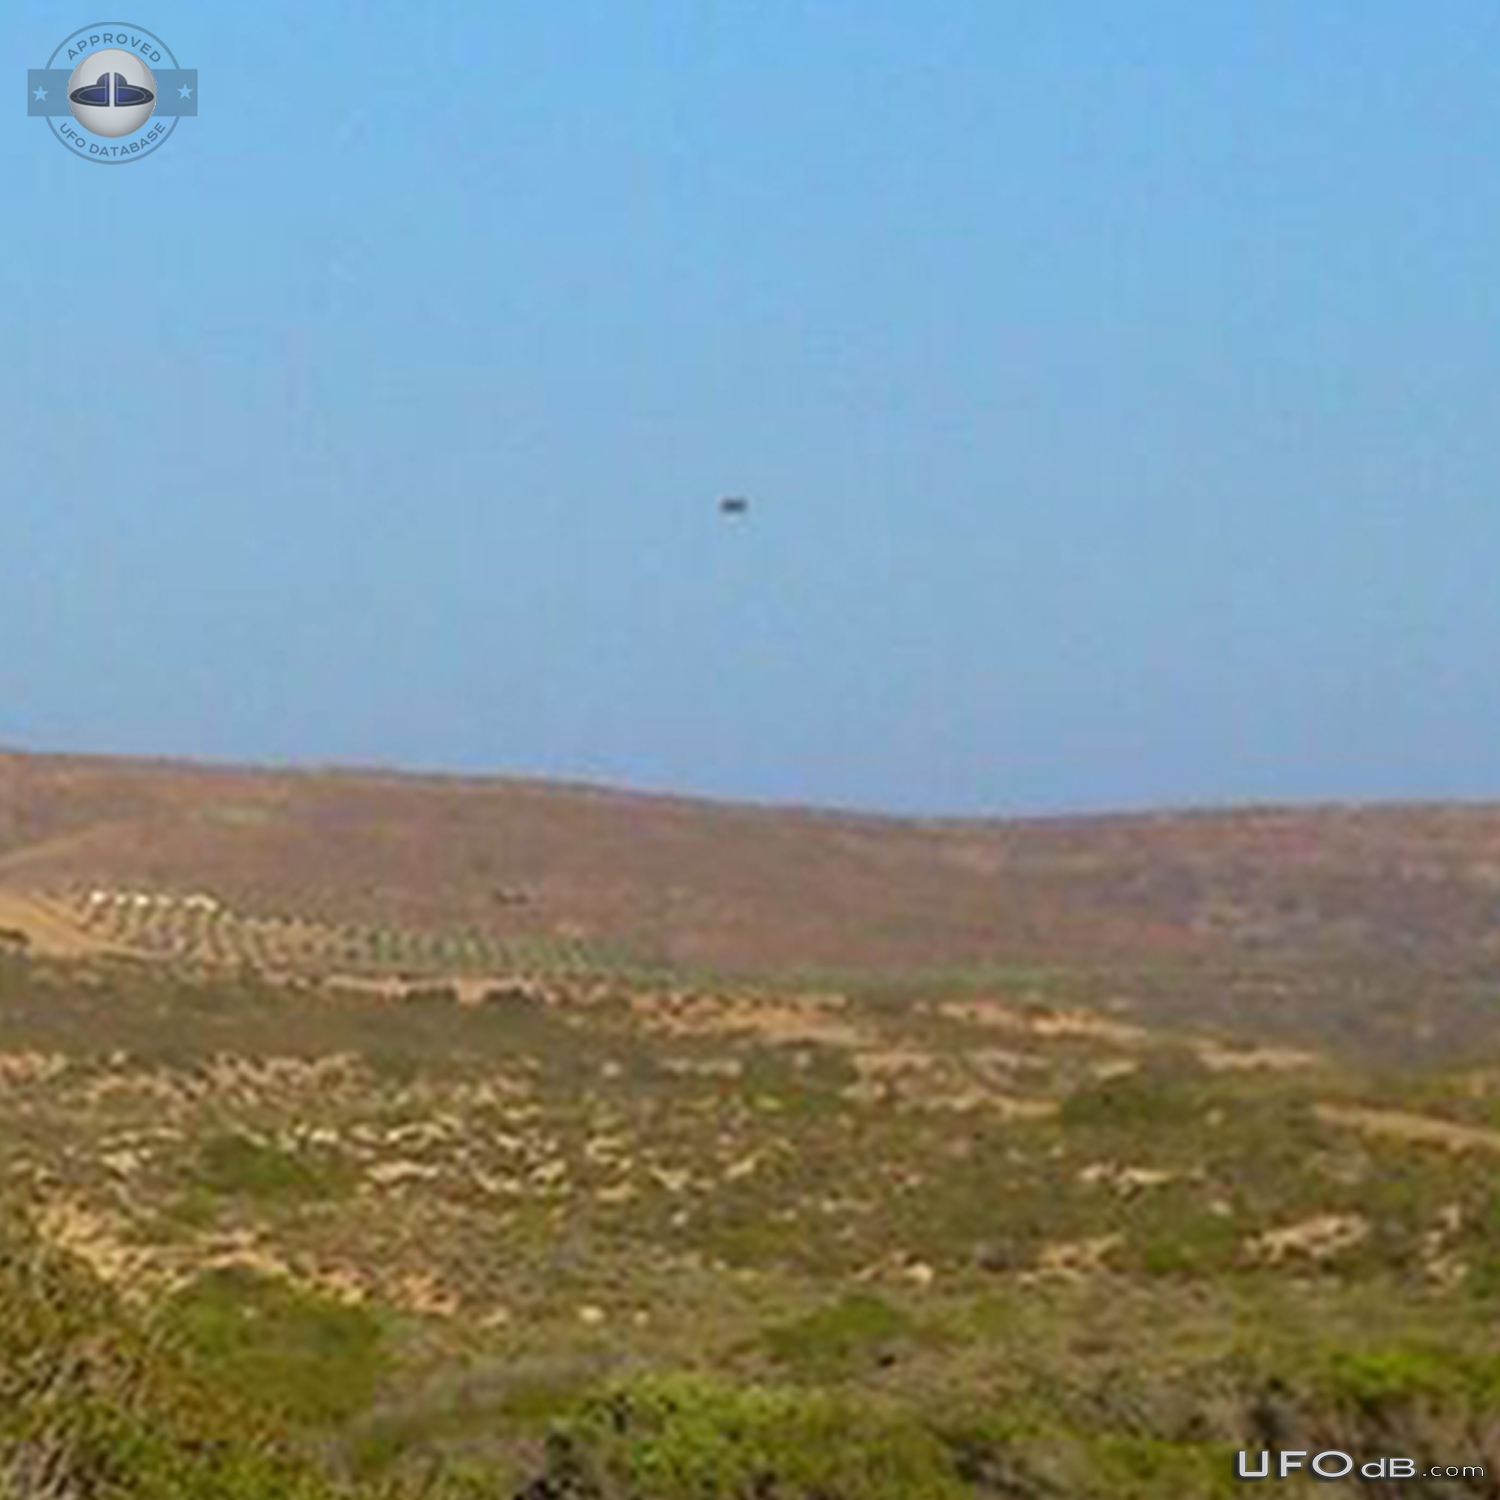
<box><xmin>70</xmin><ymin>72</ymin><xmax>155</xmax><ymax>108</ymax></box>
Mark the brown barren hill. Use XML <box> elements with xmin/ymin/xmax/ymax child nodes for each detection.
<box><xmin>4</xmin><ymin>749</ymin><xmax>1500</xmax><ymax>1006</ymax></box>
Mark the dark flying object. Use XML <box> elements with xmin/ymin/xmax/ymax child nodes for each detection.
<box><xmin>719</xmin><ymin>496</ymin><xmax>749</xmax><ymax>516</ymax></box>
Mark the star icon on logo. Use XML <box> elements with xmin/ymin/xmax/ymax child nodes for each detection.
<box><xmin>178</xmin><ymin>84</ymin><xmax>192</xmax><ymax>99</ymax></box>
<box><xmin>33</xmin><ymin>85</ymin><xmax>47</xmax><ymax>101</ymax></box>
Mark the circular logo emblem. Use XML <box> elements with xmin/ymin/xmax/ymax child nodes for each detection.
<box><xmin>30</xmin><ymin>24</ymin><xmax>194</xmax><ymax>164</ymax></box>
<box><xmin>67</xmin><ymin>48</ymin><xmax>156</xmax><ymax>138</ymax></box>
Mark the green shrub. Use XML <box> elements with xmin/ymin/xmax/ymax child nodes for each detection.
<box><xmin>1127</xmin><ymin>1197</ymin><xmax>1242</xmax><ymax>1277</ymax></box>
<box><xmin>545</xmin><ymin>1373</ymin><xmax>971</xmax><ymax>1500</ymax></box>
<box><xmin>1081</xmin><ymin>1435</ymin><xmax>1243</xmax><ymax>1499</ymax></box>
<box><xmin>195</xmin><ymin>1132</ymin><xmax>349</xmax><ymax>1202</ymax></box>
<box><xmin>0</xmin><ymin>1211</ymin><xmax>344</xmax><ymax>1499</ymax></box>
<box><xmin>160</xmin><ymin>1267</ymin><xmax>386</xmax><ymax>1427</ymax></box>
<box><xmin>1058</xmin><ymin>1065</ymin><xmax>1209</xmax><ymax>1136</ymax></box>
<box><xmin>760</xmin><ymin>1293</ymin><xmax>916</xmax><ymax>1381</ymax></box>
<box><xmin>1313</xmin><ymin>1344</ymin><xmax>1500</xmax><ymax>1413</ymax></box>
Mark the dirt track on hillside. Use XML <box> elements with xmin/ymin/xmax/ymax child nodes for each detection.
<box><xmin>0</xmin><ymin>891</ymin><xmax>121</xmax><ymax>958</ymax></box>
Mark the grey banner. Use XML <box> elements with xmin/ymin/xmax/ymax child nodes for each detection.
<box><xmin>28</xmin><ymin>68</ymin><xmax>197</xmax><ymax>117</ymax></box>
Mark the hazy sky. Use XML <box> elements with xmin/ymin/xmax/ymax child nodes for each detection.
<box><xmin>6</xmin><ymin>3</ymin><xmax>1499</xmax><ymax>815</ymax></box>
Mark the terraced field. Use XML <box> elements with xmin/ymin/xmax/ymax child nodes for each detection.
<box><xmin>6</xmin><ymin>887</ymin><xmax>649</xmax><ymax>982</ymax></box>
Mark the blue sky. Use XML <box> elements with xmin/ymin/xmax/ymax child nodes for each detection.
<box><xmin>6</xmin><ymin>2</ymin><xmax>1499</xmax><ymax>815</ymax></box>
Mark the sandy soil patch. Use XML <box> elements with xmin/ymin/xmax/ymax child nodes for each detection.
<box><xmin>1026</xmin><ymin>1009</ymin><xmax>1149</xmax><ymax>1046</ymax></box>
<box><xmin>1197</xmin><ymin>1042</ymin><xmax>1317</xmax><ymax>1072</ymax></box>
<box><xmin>1035</xmin><ymin>1234</ymin><xmax>1123</xmax><ymax>1275</ymax></box>
<box><xmin>632</xmin><ymin>992</ymin><xmax>871</xmax><ymax>1049</ymax></box>
<box><xmin>937</xmin><ymin>999</ymin><xmax>1032</xmax><ymax>1031</ymax></box>
<box><xmin>1077</xmin><ymin>1162</ymin><xmax>1176</xmax><ymax>1193</ymax></box>
<box><xmin>34</xmin><ymin>1199</ymin><xmax>160</xmax><ymax>1292</ymax></box>
<box><xmin>1250</xmin><ymin>1212</ymin><xmax>1369</xmax><ymax>1264</ymax></box>
<box><xmin>0</xmin><ymin>1051</ymin><xmax>71</xmax><ymax>1087</ymax></box>
<box><xmin>1315</xmin><ymin>1103</ymin><xmax>1500</xmax><ymax>1155</ymax></box>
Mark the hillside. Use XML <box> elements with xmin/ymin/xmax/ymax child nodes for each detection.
<box><xmin>2</xmin><ymin>950</ymin><xmax>1500</xmax><ymax>1497</ymax></box>
<box><xmin>3</xmin><ymin>752</ymin><xmax>1500</xmax><ymax>1495</ymax></box>
<box><xmin>3</xmin><ymin>749</ymin><xmax>1500</xmax><ymax>1061</ymax></box>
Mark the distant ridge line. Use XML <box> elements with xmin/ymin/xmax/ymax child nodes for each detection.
<box><xmin>2</xmin><ymin>745</ymin><xmax>1496</xmax><ymax>827</ymax></box>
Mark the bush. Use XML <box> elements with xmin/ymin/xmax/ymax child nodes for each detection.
<box><xmin>160</xmin><ymin>1267</ymin><xmax>386</xmax><ymax>1428</ymax></box>
<box><xmin>1080</xmin><ymin>1435</ymin><xmax>1243</xmax><ymax>1499</ymax></box>
<box><xmin>1058</xmin><ymin>1066</ymin><xmax>1209</xmax><ymax>1136</ymax></box>
<box><xmin>0</xmin><ymin>1210</ymin><xmax>344</xmax><ymax>1499</ymax></box>
<box><xmin>1313</xmin><ymin>1344</ymin><xmax>1500</xmax><ymax>1414</ymax></box>
<box><xmin>195</xmin><ymin>1132</ymin><xmax>349</xmax><ymax>1203</ymax></box>
<box><xmin>542</xmin><ymin>1373</ymin><xmax>971</xmax><ymax>1500</ymax></box>
<box><xmin>760</xmin><ymin>1293</ymin><xmax>916</xmax><ymax>1381</ymax></box>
